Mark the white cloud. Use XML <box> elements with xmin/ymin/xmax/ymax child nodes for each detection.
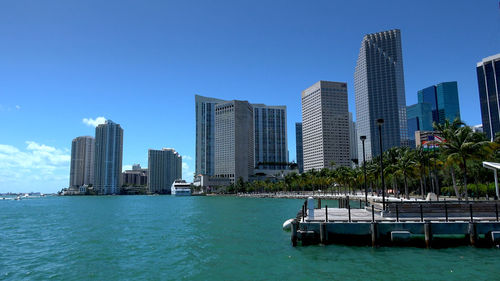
<box><xmin>15</xmin><ymin>105</ymin><xmax>21</xmax><ymax>110</ymax></box>
<box><xmin>122</xmin><ymin>165</ymin><xmax>132</xmax><ymax>172</ymax></box>
<box><xmin>82</xmin><ymin>117</ymin><xmax>106</xmax><ymax>127</ymax></box>
<box><xmin>183</xmin><ymin>155</ymin><xmax>193</xmax><ymax>160</ymax></box>
<box><xmin>0</xmin><ymin>142</ymin><xmax>70</xmax><ymax>193</ymax></box>
<box><xmin>182</xmin><ymin>162</ymin><xmax>194</xmax><ymax>182</ymax></box>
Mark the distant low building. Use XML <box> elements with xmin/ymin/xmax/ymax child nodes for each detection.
<box><xmin>415</xmin><ymin>131</ymin><xmax>444</xmax><ymax>149</ymax></box>
<box><xmin>472</xmin><ymin>124</ymin><xmax>484</xmax><ymax>133</ymax></box>
<box><xmin>122</xmin><ymin>165</ymin><xmax>148</xmax><ymax>187</ymax></box>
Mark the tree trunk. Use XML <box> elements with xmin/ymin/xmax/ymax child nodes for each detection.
<box><xmin>404</xmin><ymin>173</ymin><xmax>409</xmax><ymax>199</ymax></box>
<box><xmin>450</xmin><ymin>167</ymin><xmax>460</xmax><ymax>200</ymax></box>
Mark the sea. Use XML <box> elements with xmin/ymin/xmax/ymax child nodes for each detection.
<box><xmin>0</xmin><ymin>196</ymin><xmax>498</xmax><ymax>280</ymax></box>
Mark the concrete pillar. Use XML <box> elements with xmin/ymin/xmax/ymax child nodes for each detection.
<box><xmin>308</xmin><ymin>197</ymin><xmax>315</xmax><ymax>220</ymax></box>
<box><xmin>424</xmin><ymin>223</ymin><xmax>432</xmax><ymax>248</ymax></box>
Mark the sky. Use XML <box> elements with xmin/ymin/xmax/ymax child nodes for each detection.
<box><xmin>0</xmin><ymin>0</ymin><xmax>499</xmax><ymax>193</ymax></box>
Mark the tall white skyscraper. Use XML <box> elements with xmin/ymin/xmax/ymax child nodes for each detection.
<box><xmin>301</xmin><ymin>81</ymin><xmax>350</xmax><ymax>171</ymax></box>
<box><xmin>148</xmin><ymin>148</ymin><xmax>182</xmax><ymax>194</ymax></box>
<box><xmin>214</xmin><ymin>100</ymin><xmax>254</xmax><ymax>182</ymax></box>
<box><xmin>355</xmin><ymin>29</ymin><xmax>407</xmax><ymax>160</ymax></box>
<box><xmin>94</xmin><ymin>120</ymin><xmax>123</xmax><ymax>195</ymax></box>
<box><xmin>69</xmin><ymin>136</ymin><xmax>95</xmax><ymax>187</ymax></box>
<box><xmin>252</xmin><ymin>104</ymin><xmax>288</xmax><ymax>168</ymax></box>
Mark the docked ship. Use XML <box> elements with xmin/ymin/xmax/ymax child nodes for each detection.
<box><xmin>171</xmin><ymin>180</ymin><xmax>192</xmax><ymax>196</ymax></box>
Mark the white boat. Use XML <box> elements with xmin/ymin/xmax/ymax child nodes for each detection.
<box><xmin>171</xmin><ymin>180</ymin><xmax>192</xmax><ymax>196</ymax></box>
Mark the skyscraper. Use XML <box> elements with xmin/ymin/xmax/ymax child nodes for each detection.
<box><xmin>354</xmin><ymin>29</ymin><xmax>407</xmax><ymax>160</ymax></box>
<box><xmin>295</xmin><ymin>122</ymin><xmax>304</xmax><ymax>173</ymax></box>
<box><xmin>148</xmin><ymin>148</ymin><xmax>182</xmax><ymax>194</ymax></box>
<box><xmin>302</xmin><ymin>81</ymin><xmax>350</xmax><ymax>171</ymax></box>
<box><xmin>349</xmin><ymin>113</ymin><xmax>358</xmax><ymax>165</ymax></box>
<box><xmin>406</xmin><ymin>103</ymin><xmax>433</xmax><ymax>147</ymax></box>
<box><xmin>214</xmin><ymin>100</ymin><xmax>254</xmax><ymax>182</ymax></box>
<box><xmin>477</xmin><ymin>53</ymin><xmax>500</xmax><ymax>140</ymax></box>
<box><xmin>195</xmin><ymin>95</ymin><xmax>225</xmax><ymax>176</ymax></box>
<box><xmin>417</xmin><ymin>81</ymin><xmax>460</xmax><ymax>125</ymax></box>
<box><xmin>94</xmin><ymin>120</ymin><xmax>123</xmax><ymax>195</ymax></box>
<box><xmin>69</xmin><ymin>136</ymin><xmax>95</xmax><ymax>188</ymax></box>
<box><xmin>253</xmin><ymin>104</ymin><xmax>288</xmax><ymax>168</ymax></box>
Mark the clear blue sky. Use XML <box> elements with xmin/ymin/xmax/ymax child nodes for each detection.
<box><xmin>1</xmin><ymin>0</ymin><xmax>499</xmax><ymax>193</ymax></box>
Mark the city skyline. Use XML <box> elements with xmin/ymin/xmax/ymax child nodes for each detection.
<box><xmin>1</xmin><ymin>1</ymin><xmax>499</xmax><ymax>192</ymax></box>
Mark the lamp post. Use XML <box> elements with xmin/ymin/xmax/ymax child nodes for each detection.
<box><xmin>360</xmin><ymin>135</ymin><xmax>367</xmax><ymax>206</ymax></box>
<box><xmin>377</xmin><ymin>119</ymin><xmax>385</xmax><ymax>211</ymax></box>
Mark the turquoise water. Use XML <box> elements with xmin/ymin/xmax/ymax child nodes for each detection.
<box><xmin>0</xmin><ymin>196</ymin><xmax>498</xmax><ymax>280</ymax></box>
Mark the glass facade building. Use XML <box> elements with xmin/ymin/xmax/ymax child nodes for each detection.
<box><xmin>94</xmin><ymin>120</ymin><xmax>123</xmax><ymax>195</ymax></box>
<box><xmin>253</xmin><ymin>104</ymin><xmax>288</xmax><ymax>169</ymax></box>
<box><xmin>354</xmin><ymin>29</ymin><xmax>407</xmax><ymax>160</ymax></box>
<box><xmin>477</xmin><ymin>53</ymin><xmax>500</xmax><ymax>140</ymax></box>
<box><xmin>417</xmin><ymin>81</ymin><xmax>460</xmax><ymax>125</ymax></box>
<box><xmin>195</xmin><ymin>95</ymin><xmax>225</xmax><ymax>176</ymax></box>
<box><xmin>406</xmin><ymin>103</ymin><xmax>433</xmax><ymax>147</ymax></box>
<box><xmin>295</xmin><ymin>122</ymin><xmax>303</xmax><ymax>173</ymax></box>
<box><xmin>148</xmin><ymin>148</ymin><xmax>182</xmax><ymax>194</ymax></box>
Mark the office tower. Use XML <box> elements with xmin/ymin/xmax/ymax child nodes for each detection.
<box><xmin>132</xmin><ymin>163</ymin><xmax>142</xmax><ymax>171</ymax></box>
<box><xmin>348</xmin><ymin>113</ymin><xmax>358</xmax><ymax>165</ymax></box>
<box><xmin>302</xmin><ymin>81</ymin><xmax>350</xmax><ymax>171</ymax></box>
<box><xmin>354</xmin><ymin>29</ymin><xmax>407</xmax><ymax>160</ymax></box>
<box><xmin>148</xmin><ymin>148</ymin><xmax>182</xmax><ymax>194</ymax></box>
<box><xmin>122</xmin><ymin>167</ymin><xmax>148</xmax><ymax>186</ymax></box>
<box><xmin>406</xmin><ymin>103</ymin><xmax>433</xmax><ymax>147</ymax></box>
<box><xmin>295</xmin><ymin>122</ymin><xmax>304</xmax><ymax>173</ymax></box>
<box><xmin>418</xmin><ymin>81</ymin><xmax>460</xmax><ymax>125</ymax></box>
<box><xmin>195</xmin><ymin>95</ymin><xmax>226</xmax><ymax>176</ymax></box>
<box><xmin>94</xmin><ymin>120</ymin><xmax>123</xmax><ymax>195</ymax></box>
<box><xmin>253</xmin><ymin>104</ymin><xmax>288</xmax><ymax>169</ymax></box>
<box><xmin>214</xmin><ymin>100</ymin><xmax>254</xmax><ymax>182</ymax></box>
<box><xmin>69</xmin><ymin>136</ymin><xmax>95</xmax><ymax>187</ymax></box>
<box><xmin>477</xmin><ymin>53</ymin><xmax>500</xmax><ymax>140</ymax></box>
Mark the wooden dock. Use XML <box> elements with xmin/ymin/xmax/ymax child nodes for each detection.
<box><xmin>291</xmin><ymin>198</ymin><xmax>500</xmax><ymax>248</ymax></box>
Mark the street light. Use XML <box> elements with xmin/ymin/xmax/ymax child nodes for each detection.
<box><xmin>377</xmin><ymin>118</ymin><xmax>385</xmax><ymax>211</ymax></box>
<box><xmin>360</xmin><ymin>135</ymin><xmax>367</xmax><ymax>206</ymax></box>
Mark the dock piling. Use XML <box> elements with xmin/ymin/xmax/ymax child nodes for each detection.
<box><xmin>445</xmin><ymin>202</ymin><xmax>448</xmax><ymax>222</ymax></box>
<box><xmin>469</xmin><ymin>223</ymin><xmax>477</xmax><ymax>246</ymax></box>
<box><xmin>470</xmin><ymin>204</ymin><xmax>474</xmax><ymax>222</ymax></box>
<box><xmin>348</xmin><ymin>202</ymin><xmax>351</xmax><ymax>222</ymax></box>
<box><xmin>371</xmin><ymin>205</ymin><xmax>375</xmax><ymax>223</ymax></box>
<box><xmin>320</xmin><ymin>222</ymin><xmax>327</xmax><ymax>244</ymax></box>
<box><xmin>420</xmin><ymin>204</ymin><xmax>423</xmax><ymax>222</ymax></box>
<box><xmin>396</xmin><ymin>204</ymin><xmax>399</xmax><ymax>222</ymax></box>
<box><xmin>325</xmin><ymin>205</ymin><xmax>328</xmax><ymax>222</ymax></box>
<box><xmin>424</xmin><ymin>223</ymin><xmax>432</xmax><ymax>248</ymax></box>
<box><xmin>370</xmin><ymin>223</ymin><xmax>377</xmax><ymax>247</ymax></box>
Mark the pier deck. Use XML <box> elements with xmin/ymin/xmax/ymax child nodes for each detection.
<box><xmin>291</xmin><ymin>198</ymin><xmax>500</xmax><ymax>248</ymax></box>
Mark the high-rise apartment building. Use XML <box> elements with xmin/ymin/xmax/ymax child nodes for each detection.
<box><xmin>295</xmin><ymin>122</ymin><xmax>304</xmax><ymax>173</ymax></box>
<box><xmin>302</xmin><ymin>81</ymin><xmax>350</xmax><ymax>171</ymax></box>
<box><xmin>214</xmin><ymin>100</ymin><xmax>254</xmax><ymax>182</ymax></box>
<box><xmin>477</xmin><ymin>53</ymin><xmax>500</xmax><ymax>140</ymax></box>
<box><xmin>195</xmin><ymin>95</ymin><xmax>225</xmax><ymax>176</ymax></box>
<box><xmin>253</xmin><ymin>104</ymin><xmax>288</xmax><ymax>169</ymax></box>
<box><xmin>354</xmin><ymin>29</ymin><xmax>407</xmax><ymax>160</ymax></box>
<box><xmin>349</xmin><ymin>113</ymin><xmax>358</xmax><ymax>165</ymax></box>
<box><xmin>148</xmin><ymin>148</ymin><xmax>182</xmax><ymax>194</ymax></box>
<box><xmin>69</xmin><ymin>136</ymin><xmax>95</xmax><ymax>188</ymax></box>
<box><xmin>94</xmin><ymin>120</ymin><xmax>123</xmax><ymax>195</ymax></box>
<box><xmin>418</xmin><ymin>81</ymin><xmax>460</xmax><ymax>125</ymax></box>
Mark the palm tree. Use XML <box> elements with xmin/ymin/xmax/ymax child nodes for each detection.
<box><xmin>395</xmin><ymin>147</ymin><xmax>416</xmax><ymax>199</ymax></box>
<box><xmin>439</xmin><ymin>125</ymin><xmax>491</xmax><ymax>201</ymax></box>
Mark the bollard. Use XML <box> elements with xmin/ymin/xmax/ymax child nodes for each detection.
<box><xmin>318</xmin><ymin>198</ymin><xmax>321</xmax><ymax>209</ymax></box>
<box><xmin>371</xmin><ymin>205</ymin><xmax>375</xmax><ymax>223</ymax></box>
<box><xmin>445</xmin><ymin>202</ymin><xmax>448</xmax><ymax>222</ymax></box>
<box><xmin>348</xmin><ymin>202</ymin><xmax>351</xmax><ymax>222</ymax></box>
<box><xmin>370</xmin><ymin>223</ymin><xmax>377</xmax><ymax>247</ymax></box>
<box><xmin>291</xmin><ymin>219</ymin><xmax>298</xmax><ymax>247</ymax></box>
<box><xmin>424</xmin><ymin>223</ymin><xmax>432</xmax><ymax>248</ymax></box>
<box><xmin>469</xmin><ymin>204</ymin><xmax>473</xmax><ymax>223</ymax></box>
<box><xmin>396</xmin><ymin>204</ymin><xmax>399</xmax><ymax>222</ymax></box>
<box><xmin>420</xmin><ymin>204</ymin><xmax>424</xmax><ymax>222</ymax></box>
<box><xmin>359</xmin><ymin>200</ymin><xmax>362</xmax><ymax>208</ymax></box>
<box><xmin>308</xmin><ymin>197</ymin><xmax>315</xmax><ymax>220</ymax></box>
<box><xmin>325</xmin><ymin>205</ymin><xmax>328</xmax><ymax>222</ymax></box>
